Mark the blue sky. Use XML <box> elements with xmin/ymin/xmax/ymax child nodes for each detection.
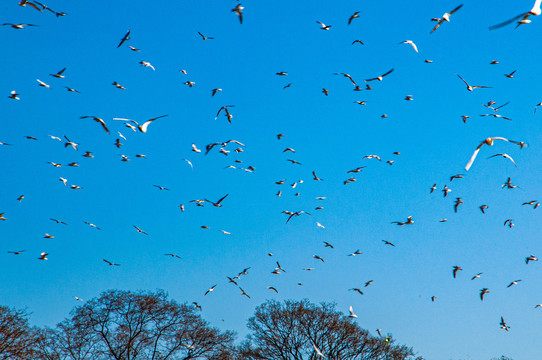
<box><xmin>1</xmin><ymin>0</ymin><xmax>542</xmax><ymax>359</ymax></box>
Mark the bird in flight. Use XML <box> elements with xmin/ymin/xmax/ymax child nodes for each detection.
<box><xmin>117</xmin><ymin>30</ymin><xmax>130</xmax><ymax>48</ymax></box>
<box><xmin>197</xmin><ymin>31</ymin><xmax>214</xmax><ymax>40</ymax></box>
<box><xmin>133</xmin><ymin>225</ymin><xmax>148</xmax><ymax>235</ymax></box>
<box><xmin>80</xmin><ymin>116</ymin><xmax>110</xmax><ymax>134</ymax></box>
<box><xmin>365</xmin><ymin>69</ymin><xmax>394</xmax><ymax>82</ymax></box>
<box><xmin>7</xmin><ymin>250</ymin><xmax>26</xmax><ymax>255</ymax></box>
<box><xmin>399</xmin><ymin>40</ymin><xmax>418</xmax><ymax>53</ymax></box>
<box><xmin>1</xmin><ymin>23</ymin><xmax>38</xmax><ymax>29</ymax></box>
<box><xmin>348</xmin><ymin>11</ymin><xmax>361</xmax><ymax>25</ymax></box>
<box><xmin>205</xmin><ymin>194</ymin><xmax>229</xmax><ymax>207</ymax></box>
<box><xmin>391</xmin><ymin>216</ymin><xmax>414</xmax><ymax>226</ymax></box>
<box><xmin>500</xmin><ymin>316</ymin><xmax>510</xmax><ymax>331</ymax></box>
<box><xmin>103</xmin><ymin>259</ymin><xmax>120</xmax><ymax>266</ymax></box>
<box><xmin>488</xmin><ymin>153</ymin><xmax>517</xmax><ymax>167</ymax></box>
<box><xmin>489</xmin><ymin>0</ymin><xmax>542</xmax><ymax>30</ymax></box>
<box><xmin>452</xmin><ymin>265</ymin><xmax>462</xmax><ymax>278</ymax></box>
<box><xmin>215</xmin><ymin>105</ymin><xmax>235</xmax><ymax>123</ymax></box>
<box><xmin>348</xmin><ymin>305</ymin><xmax>358</xmax><ymax>318</ymax></box>
<box><xmin>204</xmin><ymin>285</ymin><xmax>217</xmax><ymax>296</ymax></box>
<box><xmin>430</xmin><ymin>4</ymin><xmax>463</xmax><ymax>33</ymax></box>
<box><xmin>316</xmin><ymin>21</ymin><xmax>332</xmax><ymax>30</ymax></box>
<box><xmin>465</xmin><ymin>137</ymin><xmax>517</xmax><ymax>171</ymax></box>
<box><xmin>113</xmin><ymin>115</ymin><xmax>168</xmax><ymax>133</ymax></box>
<box><xmin>480</xmin><ymin>288</ymin><xmax>490</xmax><ymax>301</ymax></box>
<box><xmin>50</xmin><ymin>67</ymin><xmax>66</xmax><ymax>78</ymax></box>
<box><xmin>456</xmin><ymin>74</ymin><xmax>491</xmax><ymax>91</ymax></box>
<box><xmin>232</xmin><ymin>4</ymin><xmax>244</xmax><ymax>24</ymax></box>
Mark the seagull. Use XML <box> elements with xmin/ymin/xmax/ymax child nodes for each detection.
<box><xmin>215</xmin><ymin>105</ymin><xmax>235</xmax><ymax>123</ymax></box>
<box><xmin>184</xmin><ymin>81</ymin><xmax>195</xmax><ymax>87</ymax></box>
<box><xmin>322</xmin><ymin>88</ymin><xmax>329</xmax><ymax>96</ymax></box>
<box><xmin>83</xmin><ymin>221</ymin><xmax>101</xmax><ymax>230</ymax></box>
<box><xmin>182</xmin><ymin>158</ymin><xmax>193</xmax><ymax>170</ymax></box>
<box><xmin>450</xmin><ymin>174</ymin><xmax>464</xmax><ymax>182</ymax></box>
<box><xmin>505</xmin><ymin>70</ymin><xmax>517</xmax><ymax>78</ymax></box>
<box><xmin>36</xmin><ymin>79</ymin><xmax>50</xmax><ymax>88</ymax></box>
<box><xmin>488</xmin><ymin>153</ymin><xmax>517</xmax><ymax>167</ymax></box>
<box><xmin>399</xmin><ymin>40</ymin><xmax>418</xmax><ymax>53</ymax></box>
<box><xmin>112</xmin><ymin>81</ymin><xmax>126</xmax><ymax>89</ymax></box>
<box><xmin>38</xmin><ymin>252</ymin><xmax>48</xmax><ymax>260</ymax></box>
<box><xmin>479</xmin><ymin>205</ymin><xmax>488</xmax><ymax>214</ymax></box>
<box><xmin>452</xmin><ymin>265</ymin><xmax>462</xmax><ymax>278</ymax></box>
<box><xmin>316</xmin><ymin>21</ymin><xmax>332</xmax><ymax>30</ymax></box>
<box><xmin>500</xmin><ymin>316</ymin><xmax>509</xmax><ymax>331</ymax></box>
<box><xmin>75</xmin><ymin>297</ymin><xmax>84</xmax><ymax>301</ymax></box>
<box><xmin>480</xmin><ymin>288</ymin><xmax>490</xmax><ymax>301</ymax></box>
<box><xmin>489</xmin><ymin>0</ymin><xmax>542</xmax><ymax>30</ymax></box>
<box><xmin>348</xmin><ymin>305</ymin><xmax>358</xmax><ymax>318</ymax></box>
<box><xmin>507</xmin><ymin>280</ymin><xmax>521</xmax><ymax>288</ymax></box>
<box><xmin>454</xmin><ymin>198</ymin><xmax>463</xmax><ymax>213</ymax></box>
<box><xmin>50</xmin><ymin>218</ymin><xmax>67</xmax><ymax>225</ymax></box>
<box><xmin>313</xmin><ymin>255</ymin><xmax>325</xmax><ymax>263</ymax></box>
<box><xmin>456</xmin><ymin>74</ymin><xmax>491</xmax><ymax>91</ymax></box>
<box><xmin>64</xmin><ymin>87</ymin><xmax>80</xmax><ymax>93</ymax></box>
<box><xmin>63</xmin><ymin>135</ymin><xmax>79</xmax><ymax>150</ymax></box>
<box><xmin>465</xmin><ymin>137</ymin><xmax>515</xmax><ymax>171</ymax></box>
<box><xmin>1</xmin><ymin>23</ymin><xmax>38</xmax><ymax>29</ymax></box>
<box><xmin>9</xmin><ymin>90</ymin><xmax>20</xmax><ymax>100</ymax></box>
<box><xmin>391</xmin><ymin>216</ymin><xmax>414</xmax><ymax>226</ymax></box>
<box><xmin>348</xmin><ymin>11</ymin><xmax>361</xmax><ymax>25</ymax></box>
<box><xmin>382</xmin><ymin>240</ymin><xmax>395</xmax><ymax>247</ymax></box>
<box><xmin>232</xmin><ymin>4</ymin><xmax>244</xmax><ymax>24</ymax></box>
<box><xmin>103</xmin><ymin>259</ymin><xmax>120</xmax><ymax>266</ymax></box>
<box><xmin>365</xmin><ymin>69</ymin><xmax>394</xmax><ymax>82</ymax></box>
<box><xmin>113</xmin><ymin>115</ymin><xmax>167</xmax><ymax>133</ymax></box>
<box><xmin>139</xmin><ymin>61</ymin><xmax>155</xmax><ymax>70</ymax></box>
<box><xmin>430</xmin><ymin>184</ymin><xmax>437</xmax><ymax>193</ymax></box>
<box><xmin>165</xmin><ymin>253</ymin><xmax>182</xmax><ymax>259</ymax></box>
<box><xmin>153</xmin><ymin>185</ymin><xmax>170</xmax><ymax>191</ymax></box>
<box><xmin>128</xmin><ymin>46</ymin><xmax>140</xmax><ymax>51</ymax></box>
<box><xmin>471</xmin><ymin>272</ymin><xmax>483</xmax><ymax>280</ymax></box>
<box><xmin>502</xmin><ymin>177</ymin><xmax>518</xmax><ymax>189</ymax></box>
<box><xmin>526</xmin><ymin>255</ymin><xmax>538</xmax><ymax>264</ymax></box>
<box><xmin>133</xmin><ymin>225</ymin><xmax>148</xmax><ymax>235</ymax></box>
<box><xmin>313</xmin><ymin>344</ymin><xmax>324</xmax><ymax>358</ymax></box>
<box><xmin>504</xmin><ymin>219</ymin><xmax>515</xmax><ymax>228</ymax></box>
<box><xmin>204</xmin><ymin>194</ymin><xmax>229</xmax><ymax>207</ymax></box>
<box><xmin>348</xmin><ymin>249</ymin><xmax>363</xmax><ymax>256</ymax></box>
<box><xmin>50</xmin><ymin>68</ymin><xmax>66</xmax><ymax>78</ymax></box>
<box><xmin>7</xmin><ymin>250</ymin><xmax>25</xmax><ymax>255</ymax></box>
<box><xmin>80</xmin><ymin>116</ymin><xmax>110</xmax><ymax>134</ymax></box>
<box><xmin>333</xmin><ymin>72</ymin><xmax>357</xmax><ymax>85</ymax></box>
<box><xmin>323</xmin><ymin>241</ymin><xmax>334</xmax><ymax>248</ymax></box>
<box><xmin>197</xmin><ymin>31</ymin><xmax>214</xmax><ymax>40</ymax></box>
<box><xmin>117</xmin><ymin>30</ymin><xmax>130</xmax><ymax>48</ymax></box>
<box><xmin>312</xmin><ymin>171</ymin><xmax>323</xmax><ymax>181</ymax></box>
<box><xmin>204</xmin><ymin>285</ymin><xmax>217</xmax><ymax>296</ymax></box>
<box><xmin>430</xmin><ymin>4</ymin><xmax>464</xmax><ymax>33</ymax></box>
<box><xmin>268</xmin><ymin>286</ymin><xmax>279</xmax><ymax>293</ymax></box>
<box><xmin>211</xmin><ymin>88</ymin><xmax>222</xmax><ymax>96</ymax></box>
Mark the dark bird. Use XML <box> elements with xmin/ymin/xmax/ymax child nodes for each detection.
<box><xmin>205</xmin><ymin>194</ymin><xmax>229</xmax><ymax>207</ymax></box>
<box><xmin>480</xmin><ymin>288</ymin><xmax>490</xmax><ymax>301</ymax></box>
<box><xmin>454</xmin><ymin>198</ymin><xmax>463</xmax><ymax>213</ymax></box>
<box><xmin>197</xmin><ymin>31</ymin><xmax>214</xmax><ymax>40</ymax></box>
<box><xmin>117</xmin><ymin>30</ymin><xmax>130</xmax><ymax>48</ymax></box>
<box><xmin>452</xmin><ymin>265</ymin><xmax>462</xmax><ymax>278</ymax></box>
<box><xmin>348</xmin><ymin>11</ymin><xmax>361</xmax><ymax>25</ymax></box>
<box><xmin>365</xmin><ymin>68</ymin><xmax>394</xmax><ymax>82</ymax></box>
<box><xmin>103</xmin><ymin>259</ymin><xmax>120</xmax><ymax>266</ymax></box>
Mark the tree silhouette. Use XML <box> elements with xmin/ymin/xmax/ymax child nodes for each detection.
<box><xmin>239</xmin><ymin>299</ymin><xmax>422</xmax><ymax>360</ymax></box>
<box><xmin>0</xmin><ymin>305</ymin><xmax>35</xmax><ymax>360</ymax></box>
<box><xmin>34</xmin><ymin>290</ymin><xmax>235</xmax><ymax>360</ymax></box>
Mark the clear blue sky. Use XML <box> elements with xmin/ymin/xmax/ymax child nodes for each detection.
<box><xmin>1</xmin><ymin>0</ymin><xmax>542</xmax><ymax>359</ymax></box>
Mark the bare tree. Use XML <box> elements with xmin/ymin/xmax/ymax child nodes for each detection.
<box><xmin>239</xmin><ymin>299</ymin><xmax>422</xmax><ymax>360</ymax></box>
<box><xmin>34</xmin><ymin>290</ymin><xmax>235</xmax><ymax>360</ymax></box>
<box><xmin>0</xmin><ymin>305</ymin><xmax>35</xmax><ymax>360</ymax></box>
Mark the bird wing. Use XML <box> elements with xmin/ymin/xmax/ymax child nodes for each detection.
<box><xmin>139</xmin><ymin>115</ymin><xmax>167</xmax><ymax>133</ymax></box>
<box><xmin>216</xmin><ymin>193</ymin><xmax>229</xmax><ymax>205</ymax></box>
<box><xmin>449</xmin><ymin>4</ymin><xmax>464</xmax><ymax>14</ymax></box>
<box><xmin>456</xmin><ymin>73</ymin><xmax>469</xmax><ymax>87</ymax></box>
<box><xmin>465</xmin><ymin>141</ymin><xmax>486</xmax><ymax>171</ymax></box>
<box><xmin>117</xmin><ymin>30</ymin><xmax>130</xmax><ymax>48</ymax></box>
<box><xmin>489</xmin><ymin>12</ymin><xmax>528</xmax><ymax>30</ymax></box>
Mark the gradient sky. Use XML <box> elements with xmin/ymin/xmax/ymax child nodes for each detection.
<box><xmin>1</xmin><ymin>1</ymin><xmax>542</xmax><ymax>359</ymax></box>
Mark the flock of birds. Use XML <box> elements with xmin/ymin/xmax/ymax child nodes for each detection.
<box><xmin>2</xmin><ymin>1</ymin><xmax>542</xmax><ymax>350</ymax></box>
